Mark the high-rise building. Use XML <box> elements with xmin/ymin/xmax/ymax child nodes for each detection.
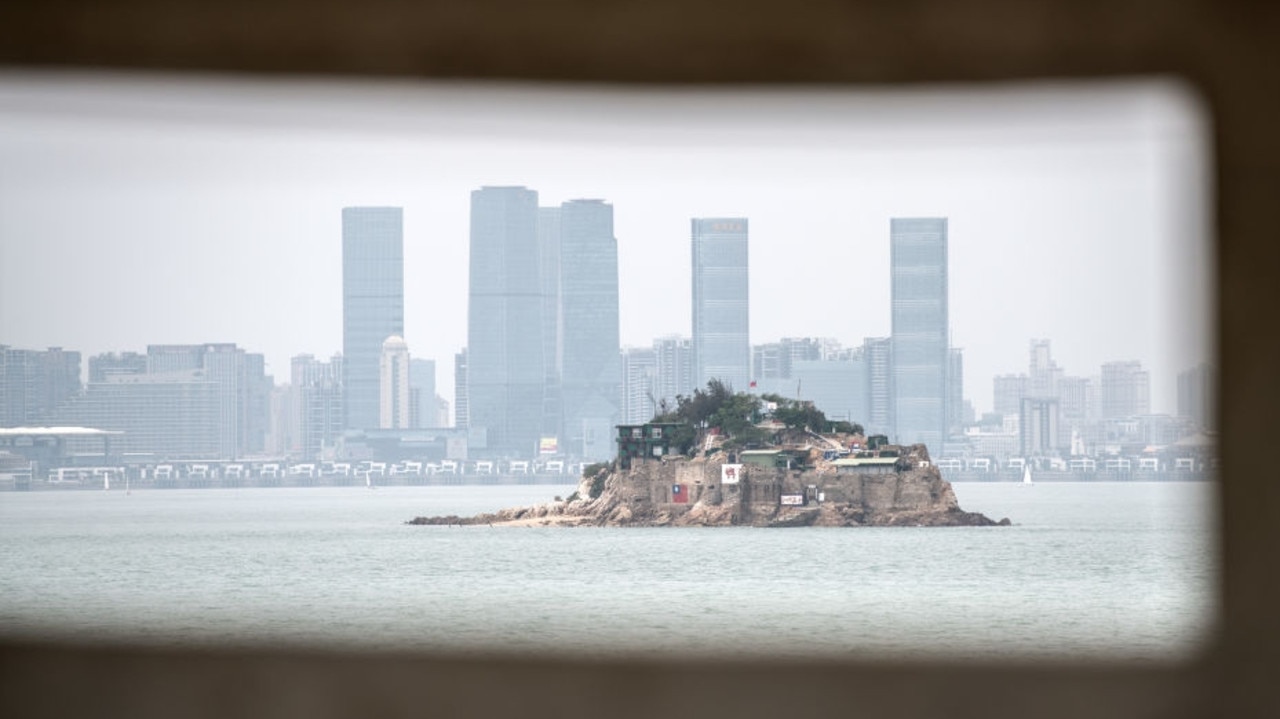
<box><xmin>56</xmin><ymin>370</ymin><xmax>221</xmax><ymax>458</ymax></box>
<box><xmin>1100</xmin><ymin>360</ymin><xmax>1151</xmax><ymax>419</ymax></box>
<box><xmin>409</xmin><ymin>358</ymin><xmax>438</xmax><ymax>429</ymax></box>
<box><xmin>620</xmin><ymin>347</ymin><xmax>658</xmax><ymax>425</ymax></box>
<box><xmin>467</xmin><ymin>186</ymin><xmax>544</xmax><ymax>456</ymax></box>
<box><xmin>691</xmin><ymin>217</ymin><xmax>749</xmax><ymax>392</ymax></box>
<box><xmin>890</xmin><ymin>217</ymin><xmax>949</xmax><ymax>449</ymax></box>
<box><xmin>993</xmin><ymin>374</ymin><xmax>1027</xmax><ymax>417</ymax></box>
<box><xmin>379</xmin><ymin>335</ymin><xmax>411</xmax><ymax>429</ymax></box>
<box><xmin>0</xmin><ymin>345</ymin><xmax>82</xmax><ymax>427</ymax></box>
<box><xmin>863</xmin><ymin>337</ymin><xmax>893</xmax><ymax>438</ymax></box>
<box><xmin>1177</xmin><ymin>362</ymin><xmax>1216</xmax><ymax>431</ymax></box>
<box><xmin>88</xmin><ymin>352</ymin><xmax>147</xmax><ymax>383</ymax></box>
<box><xmin>1028</xmin><ymin>338</ymin><xmax>1063</xmax><ymax>399</ymax></box>
<box><xmin>559</xmin><ymin>199</ymin><xmax>621</xmax><ymax>460</ymax></box>
<box><xmin>652</xmin><ymin>335</ymin><xmax>695</xmax><ymax>412</ymax></box>
<box><xmin>537</xmin><ymin>207</ymin><xmax>563</xmax><ymax>443</ymax></box>
<box><xmin>947</xmin><ymin>347</ymin><xmax>964</xmax><ymax>438</ymax></box>
<box><xmin>1019</xmin><ymin>396</ymin><xmax>1061</xmax><ymax>457</ymax></box>
<box><xmin>791</xmin><ymin>354</ymin><xmax>868</xmax><ymax>426</ymax></box>
<box><xmin>453</xmin><ymin>349</ymin><xmax>468</xmax><ymax>429</ymax></box>
<box><xmin>144</xmin><ymin>343</ymin><xmax>268</xmax><ymax>458</ymax></box>
<box><xmin>752</xmin><ymin>337</ymin><xmax>826</xmax><ymax>384</ymax></box>
<box><xmin>342</xmin><ymin>206</ymin><xmax>404</xmax><ymax>430</ymax></box>
<box><xmin>291</xmin><ymin>353</ymin><xmax>343</xmax><ymax>460</ymax></box>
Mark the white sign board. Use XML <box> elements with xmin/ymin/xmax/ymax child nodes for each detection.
<box><xmin>720</xmin><ymin>463</ymin><xmax>743</xmax><ymax>484</ymax></box>
<box><xmin>780</xmin><ymin>494</ymin><xmax>805</xmax><ymax>506</ymax></box>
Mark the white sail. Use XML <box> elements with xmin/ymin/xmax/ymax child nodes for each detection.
<box><xmin>1022</xmin><ymin>464</ymin><xmax>1033</xmax><ymax>485</ymax></box>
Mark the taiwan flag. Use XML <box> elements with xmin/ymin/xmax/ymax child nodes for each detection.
<box><xmin>672</xmin><ymin>484</ymin><xmax>688</xmax><ymax>504</ymax></box>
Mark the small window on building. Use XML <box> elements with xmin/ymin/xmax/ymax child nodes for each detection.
<box><xmin>652</xmin><ymin>427</ymin><xmax>663</xmax><ymax>438</ymax></box>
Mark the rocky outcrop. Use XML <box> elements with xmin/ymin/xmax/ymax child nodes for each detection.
<box><xmin>408</xmin><ymin>444</ymin><xmax>1010</xmax><ymax>528</ymax></box>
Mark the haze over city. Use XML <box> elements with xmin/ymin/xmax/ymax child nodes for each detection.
<box><xmin>0</xmin><ymin>72</ymin><xmax>1210</xmax><ymax>417</ymax></box>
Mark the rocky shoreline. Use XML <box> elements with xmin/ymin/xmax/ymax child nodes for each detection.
<box><xmin>409</xmin><ymin>443</ymin><xmax>1009</xmax><ymax>528</ymax></box>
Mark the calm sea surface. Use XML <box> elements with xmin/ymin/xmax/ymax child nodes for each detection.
<box><xmin>0</xmin><ymin>482</ymin><xmax>1215</xmax><ymax>661</ymax></box>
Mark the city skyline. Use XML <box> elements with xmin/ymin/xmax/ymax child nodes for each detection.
<box><xmin>0</xmin><ymin>74</ymin><xmax>1211</xmax><ymax>415</ymax></box>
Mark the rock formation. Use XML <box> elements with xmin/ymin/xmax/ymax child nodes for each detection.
<box><xmin>408</xmin><ymin>443</ymin><xmax>1010</xmax><ymax>528</ymax></box>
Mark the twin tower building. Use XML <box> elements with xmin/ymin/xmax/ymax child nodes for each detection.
<box><xmin>342</xmin><ymin>187</ymin><xmax>756</xmax><ymax>461</ymax></box>
<box><xmin>344</xmin><ymin>188</ymin><xmax>951</xmax><ymax>461</ymax></box>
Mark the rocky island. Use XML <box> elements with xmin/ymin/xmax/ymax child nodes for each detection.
<box><xmin>410</xmin><ymin>383</ymin><xmax>1009</xmax><ymax>528</ymax></box>
<box><xmin>409</xmin><ymin>436</ymin><xmax>1008</xmax><ymax>529</ymax></box>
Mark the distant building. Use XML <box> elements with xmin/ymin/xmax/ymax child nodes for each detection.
<box><xmin>620</xmin><ymin>347</ymin><xmax>658</xmax><ymax>425</ymax></box>
<box><xmin>559</xmin><ymin>199</ymin><xmax>621</xmax><ymax>461</ymax></box>
<box><xmin>1027</xmin><ymin>338</ymin><xmax>1063</xmax><ymax>399</ymax></box>
<box><xmin>57</xmin><ymin>369</ymin><xmax>221</xmax><ymax>459</ymax></box>
<box><xmin>790</xmin><ymin>355</ymin><xmax>867</xmax><ymax>426</ymax></box>
<box><xmin>468</xmin><ymin>186</ymin><xmax>544</xmax><ymax>456</ymax></box>
<box><xmin>890</xmin><ymin>217</ymin><xmax>948</xmax><ymax>448</ymax></box>
<box><xmin>379</xmin><ymin>335</ymin><xmax>411</xmax><ymax>429</ymax></box>
<box><xmin>0</xmin><ymin>345</ymin><xmax>81</xmax><ymax>427</ymax></box>
<box><xmin>1177</xmin><ymin>362</ymin><xmax>1216</xmax><ymax>431</ymax></box>
<box><xmin>342</xmin><ymin>206</ymin><xmax>404</xmax><ymax>431</ymax></box>
<box><xmin>863</xmin><ymin>337</ymin><xmax>893</xmax><ymax>438</ymax></box>
<box><xmin>1100</xmin><ymin>360</ymin><xmax>1151</xmax><ymax>419</ymax></box>
<box><xmin>453</xmin><ymin>349</ymin><xmax>468</xmax><ymax>429</ymax></box>
<box><xmin>409</xmin><ymin>358</ymin><xmax>438</xmax><ymax>429</ymax></box>
<box><xmin>537</xmin><ymin>206</ymin><xmax>564</xmax><ymax>444</ymax></box>
<box><xmin>88</xmin><ymin>351</ymin><xmax>147</xmax><ymax>383</ymax></box>
<box><xmin>992</xmin><ymin>374</ymin><xmax>1027</xmax><ymax>418</ymax></box>
<box><xmin>1019</xmin><ymin>397</ymin><xmax>1061</xmax><ymax>457</ymax></box>
<box><xmin>752</xmin><ymin>337</ymin><xmax>825</xmax><ymax>383</ymax></box>
<box><xmin>947</xmin><ymin>347</ymin><xmax>964</xmax><ymax>439</ymax></box>
<box><xmin>291</xmin><ymin>353</ymin><xmax>344</xmax><ymax>461</ymax></box>
<box><xmin>143</xmin><ymin>343</ymin><xmax>268</xmax><ymax>458</ymax></box>
<box><xmin>653</xmin><ymin>335</ymin><xmax>695</xmax><ymax>411</ymax></box>
<box><xmin>692</xmin><ymin>217</ymin><xmax>750</xmax><ymax>392</ymax></box>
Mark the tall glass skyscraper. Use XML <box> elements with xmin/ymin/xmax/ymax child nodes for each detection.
<box><xmin>691</xmin><ymin>218</ymin><xmax>750</xmax><ymax>392</ymax></box>
<box><xmin>342</xmin><ymin>206</ymin><xmax>404</xmax><ymax>430</ymax></box>
<box><xmin>559</xmin><ymin>199</ymin><xmax>620</xmax><ymax>461</ymax></box>
<box><xmin>890</xmin><ymin>217</ymin><xmax>948</xmax><ymax>450</ymax></box>
<box><xmin>467</xmin><ymin>186</ymin><xmax>544</xmax><ymax>456</ymax></box>
<box><xmin>537</xmin><ymin>207</ymin><xmax>564</xmax><ymax>444</ymax></box>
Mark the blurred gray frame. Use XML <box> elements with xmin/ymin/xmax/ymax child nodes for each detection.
<box><xmin>1</xmin><ymin>1</ymin><xmax>1276</xmax><ymax>717</ymax></box>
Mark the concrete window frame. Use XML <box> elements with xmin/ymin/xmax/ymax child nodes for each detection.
<box><xmin>1</xmin><ymin>1</ymin><xmax>1276</xmax><ymax>717</ymax></box>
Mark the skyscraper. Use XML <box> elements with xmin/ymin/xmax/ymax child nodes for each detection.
<box><xmin>453</xmin><ymin>349</ymin><xmax>468</xmax><ymax>429</ymax></box>
<box><xmin>620</xmin><ymin>347</ymin><xmax>658</xmax><ymax>425</ymax></box>
<box><xmin>342</xmin><ymin>206</ymin><xmax>404</xmax><ymax>430</ymax></box>
<box><xmin>0</xmin><ymin>345</ymin><xmax>81</xmax><ymax>427</ymax></box>
<box><xmin>291</xmin><ymin>353</ymin><xmax>343</xmax><ymax>460</ymax></box>
<box><xmin>145</xmin><ymin>343</ymin><xmax>267</xmax><ymax>458</ymax></box>
<box><xmin>558</xmin><ymin>199</ymin><xmax>621</xmax><ymax>460</ymax></box>
<box><xmin>537</xmin><ymin>207</ymin><xmax>564</xmax><ymax>444</ymax></box>
<box><xmin>1100</xmin><ymin>360</ymin><xmax>1151</xmax><ymax>419</ymax></box>
<box><xmin>1177</xmin><ymin>362</ymin><xmax>1216</xmax><ymax>431</ymax></box>
<box><xmin>409</xmin><ymin>358</ymin><xmax>438</xmax><ymax>429</ymax></box>
<box><xmin>379</xmin><ymin>335</ymin><xmax>410</xmax><ymax>429</ymax></box>
<box><xmin>890</xmin><ymin>217</ymin><xmax>948</xmax><ymax>450</ymax></box>
<box><xmin>863</xmin><ymin>336</ymin><xmax>893</xmax><ymax>438</ymax></box>
<box><xmin>467</xmin><ymin>186</ymin><xmax>544</xmax><ymax>456</ymax></box>
<box><xmin>691</xmin><ymin>218</ymin><xmax>749</xmax><ymax>392</ymax></box>
<box><xmin>652</xmin><ymin>335</ymin><xmax>695</xmax><ymax>412</ymax></box>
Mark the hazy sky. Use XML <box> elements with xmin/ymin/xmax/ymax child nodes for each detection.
<box><xmin>0</xmin><ymin>71</ymin><xmax>1211</xmax><ymax>415</ymax></box>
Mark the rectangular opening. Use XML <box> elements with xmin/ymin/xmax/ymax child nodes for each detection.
<box><xmin>0</xmin><ymin>72</ymin><xmax>1214</xmax><ymax>662</ymax></box>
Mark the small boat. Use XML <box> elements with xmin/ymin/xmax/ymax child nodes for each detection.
<box><xmin>1022</xmin><ymin>464</ymin><xmax>1033</xmax><ymax>486</ymax></box>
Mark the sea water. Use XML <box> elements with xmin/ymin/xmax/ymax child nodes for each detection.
<box><xmin>0</xmin><ymin>482</ymin><xmax>1215</xmax><ymax>661</ymax></box>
